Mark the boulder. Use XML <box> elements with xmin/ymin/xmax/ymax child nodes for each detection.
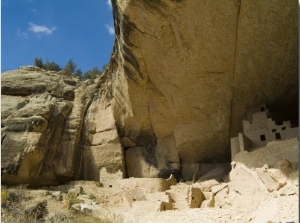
<box><xmin>250</xmin><ymin>196</ymin><xmax>298</xmax><ymax>223</ymax></box>
<box><xmin>254</xmin><ymin>169</ymin><xmax>283</xmax><ymax>192</ymax></box>
<box><xmin>229</xmin><ymin>163</ymin><xmax>267</xmax><ymax>195</ymax></box>
<box><xmin>195</xmin><ymin>179</ymin><xmax>220</xmax><ymax>192</ymax></box>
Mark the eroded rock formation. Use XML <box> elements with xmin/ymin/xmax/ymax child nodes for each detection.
<box><xmin>1</xmin><ymin>67</ymin><xmax>97</xmax><ymax>185</ymax></box>
<box><xmin>109</xmin><ymin>0</ymin><xmax>298</xmax><ymax>178</ymax></box>
<box><xmin>1</xmin><ymin>0</ymin><xmax>298</xmax><ymax>185</ymax></box>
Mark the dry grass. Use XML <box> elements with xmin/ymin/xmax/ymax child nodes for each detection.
<box><xmin>46</xmin><ymin>211</ymin><xmax>111</xmax><ymax>223</ymax></box>
<box><xmin>1</xmin><ymin>187</ymin><xmax>43</xmax><ymax>223</ymax></box>
<box><xmin>1</xmin><ymin>186</ymin><xmax>112</xmax><ymax>223</ymax></box>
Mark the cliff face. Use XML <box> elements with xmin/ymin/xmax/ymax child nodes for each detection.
<box><xmin>1</xmin><ymin>0</ymin><xmax>298</xmax><ymax>185</ymax></box>
<box><xmin>110</xmin><ymin>0</ymin><xmax>298</xmax><ymax>177</ymax></box>
<box><xmin>1</xmin><ymin>68</ymin><xmax>96</xmax><ymax>185</ymax></box>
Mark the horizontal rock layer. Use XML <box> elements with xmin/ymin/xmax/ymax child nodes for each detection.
<box><xmin>1</xmin><ymin>67</ymin><xmax>124</xmax><ymax>185</ymax></box>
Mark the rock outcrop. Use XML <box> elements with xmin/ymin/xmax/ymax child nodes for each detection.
<box><xmin>1</xmin><ymin>0</ymin><xmax>298</xmax><ymax>184</ymax></box>
<box><xmin>109</xmin><ymin>0</ymin><xmax>298</xmax><ymax>179</ymax></box>
<box><xmin>1</xmin><ymin>67</ymin><xmax>106</xmax><ymax>185</ymax></box>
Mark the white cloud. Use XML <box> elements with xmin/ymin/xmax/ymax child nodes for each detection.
<box><xmin>30</xmin><ymin>8</ymin><xmax>38</xmax><ymax>15</ymax></box>
<box><xmin>105</xmin><ymin>24</ymin><xmax>115</xmax><ymax>35</ymax></box>
<box><xmin>16</xmin><ymin>28</ymin><xmax>29</xmax><ymax>39</ymax></box>
<box><xmin>28</xmin><ymin>22</ymin><xmax>56</xmax><ymax>35</ymax></box>
<box><xmin>107</xmin><ymin>0</ymin><xmax>112</xmax><ymax>9</ymax></box>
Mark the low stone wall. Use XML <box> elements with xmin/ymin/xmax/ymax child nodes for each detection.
<box><xmin>104</xmin><ymin>178</ymin><xmax>170</xmax><ymax>193</ymax></box>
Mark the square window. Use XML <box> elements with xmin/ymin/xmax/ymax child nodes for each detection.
<box><xmin>281</xmin><ymin>126</ymin><xmax>286</xmax><ymax>130</ymax></box>
<box><xmin>271</xmin><ymin>129</ymin><xmax>276</xmax><ymax>132</ymax></box>
<box><xmin>260</xmin><ymin>134</ymin><xmax>266</xmax><ymax>141</ymax></box>
<box><xmin>275</xmin><ymin>132</ymin><xmax>281</xmax><ymax>140</ymax></box>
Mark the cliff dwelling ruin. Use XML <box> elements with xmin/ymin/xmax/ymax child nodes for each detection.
<box><xmin>231</xmin><ymin>104</ymin><xmax>298</xmax><ymax>159</ymax></box>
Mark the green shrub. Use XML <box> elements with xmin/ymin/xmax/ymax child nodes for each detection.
<box><xmin>88</xmin><ymin>194</ymin><xmax>96</xmax><ymax>200</ymax></box>
<box><xmin>33</xmin><ymin>57</ymin><xmax>107</xmax><ymax>80</ymax></box>
<box><xmin>1</xmin><ymin>189</ymin><xmax>10</xmax><ymax>205</ymax></box>
<box><xmin>82</xmin><ymin>66</ymin><xmax>102</xmax><ymax>80</ymax></box>
<box><xmin>44</xmin><ymin>61</ymin><xmax>61</xmax><ymax>71</ymax></box>
<box><xmin>66</xmin><ymin>191</ymin><xmax>80</xmax><ymax>209</ymax></box>
<box><xmin>34</xmin><ymin>57</ymin><xmax>44</xmax><ymax>68</ymax></box>
<box><xmin>64</xmin><ymin>59</ymin><xmax>77</xmax><ymax>74</ymax></box>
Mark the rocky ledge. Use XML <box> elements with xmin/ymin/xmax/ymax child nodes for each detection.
<box><xmin>1</xmin><ymin>0</ymin><xmax>298</xmax><ymax>186</ymax></box>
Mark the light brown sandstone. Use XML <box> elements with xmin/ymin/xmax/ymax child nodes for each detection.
<box><xmin>1</xmin><ymin>0</ymin><xmax>298</xmax><ymax>187</ymax></box>
<box><xmin>110</xmin><ymin>0</ymin><xmax>298</xmax><ymax>179</ymax></box>
<box><xmin>1</xmin><ymin>1</ymin><xmax>298</xmax><ymax>221</ymax></box>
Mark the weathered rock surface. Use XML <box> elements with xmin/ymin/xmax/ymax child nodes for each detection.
<box><xmin>109</xmin><ymin>0</ymin><xmax>298</xmax><ymax>178</ymax></box>
<box><xmin>1</xmin><ymin>1</ymin><xmax>299</xmax><ymax>222</ymax></box>
<box><xmin>1</xmin><ymin>67</ymin><xmax>107</xmax><ymax>185</ymax></box>
<box><xmin>1</xmin><ymin>0</ymin><xmax>298</xmax><ymax>184</ymax></box>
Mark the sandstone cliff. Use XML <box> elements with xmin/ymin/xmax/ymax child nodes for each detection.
<box><xmin>109</xmin><ymin>0</ymin><xmax>298</xmax><ymax>178</ymax></box>
<box><xmin>1</xmin><ymin>67</ymin><xmax>94</xmax><ymax>185</ymax></box>
<box><xmin>1</xmin><ymin>0</ymin><xmax>298</xmax><ymax>185</ymax></box>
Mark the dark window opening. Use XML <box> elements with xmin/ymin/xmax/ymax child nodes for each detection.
<box><xmin>275</xmin><ymin>132</ymin><xmax>281</xmax><ymax>140</ymax></box>
<box><xmin>133</xmin><ymin>198</ymin><xmax>136</xmax><ymax>201</ymax></box>
<box><xmin>260</xmin><ymin>107</ymin><xmax>265</xmax><ymax>111</ymax></box>
<box><xmin>290</xmin><ymin>119</ymin><xmax>298</xmax><ymax>128</ymax></box>
<box><xmin>109</xmin><ymin>185</ymin><xmax>112</xmax><ymax>188</ymax></box>
<box><xmin>271</xmin><ymin>129</ymin><xmax>276</xmax><ymax>132</ymax></box>
<box><xmin>281</xmin><ymin>126</ymin><xmax>286</xmax><ymax>130</ymax></box>
<box><xmin>260</xmin><ymin>134</ymin><xmax>266</xmax><ymax>141</ymax></box>
<box><xmin>192</xmin><ymin>197</ymin><xmax>194</xmax><ymax>200</ymax></box>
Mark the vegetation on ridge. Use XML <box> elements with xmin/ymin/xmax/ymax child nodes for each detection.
<box><xmin>34</xmin><ymin>57</ymin><xmax>107</xmax><ymax>80</ymax></box>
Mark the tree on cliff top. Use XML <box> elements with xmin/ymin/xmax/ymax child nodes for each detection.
<box><xmin>62</xmin><ymin>59</ymin><xmax>84</xmax><ymax>76</ymax></box>
<box><xmin>34</xmin><ymin>57</ymin><xmax>43</xmax><ymax>68</ymax></box>
<box><xmin>33</xmin><ymin>57</ymin><xmax>106</xmax><ymax>80</ymax></box>
<box><xmin>64</xmin><ymin>59</ymin><xmax>76</xmax><ymax>73</ymax></box>
<box><xmin>82</xmin><ymin>66</ymin><xmax>102</xmax><ymax>80</ymax></box>
<box><xmin>34</xmin><ymin>57</ymin><xmax>61</xmax><ymax>71</ymax></box>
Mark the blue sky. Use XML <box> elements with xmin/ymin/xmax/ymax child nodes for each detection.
<box><xmin>1</xmin><ymin>0</ymin><xmax>115</xmax><ymax>73</ymax></box>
